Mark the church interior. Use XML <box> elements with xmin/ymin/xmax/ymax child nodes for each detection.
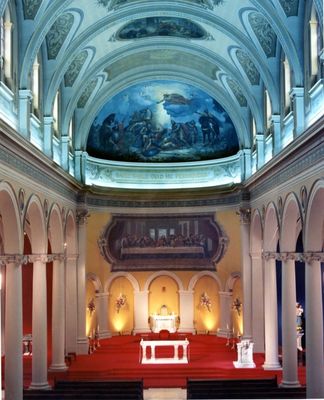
<box><xmin>0</xmin><ymin>0</ymin><xmax>323</xmax><ymax>399</ymax></box>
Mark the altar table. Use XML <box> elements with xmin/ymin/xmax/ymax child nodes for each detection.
<box><xmin>150</xmin><ymin>314</ymin><xmax>177</xmax><ymax>333</ymax></box>
<box><xmin>140</xmin><ymin>338</ymin><xmax>189</xmax><ymax>364</ymax></box>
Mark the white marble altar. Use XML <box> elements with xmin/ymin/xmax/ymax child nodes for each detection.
<box><xmin>140</xmin><ymin>338</ymin><xmax>189</xmax><ymax>364</ymax></box>
<box><xmin>150</xmin><ymin>314</ymin><xmax>177</xmax><ymax>333</ymax></box>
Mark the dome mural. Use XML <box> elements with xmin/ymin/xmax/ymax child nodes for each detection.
<box><xmin>87</xmin><ymin>80</ymin><xmax>239</xmax><ymax>163</ymax></box>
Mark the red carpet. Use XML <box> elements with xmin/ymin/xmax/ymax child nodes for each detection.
<box><xmin>22</xmin><ymin>334</ymin><xmax>306</xmax><ymax>389</ymax></box>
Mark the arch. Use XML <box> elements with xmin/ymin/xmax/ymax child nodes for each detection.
<box><xmin>224</xmin><ymin>271</ymin><xmax>241</xmax><ymax>293</ymax></box>
<box><xmin>188</xmin><ymin>270</ymin><xmax>223</xmax><ymax>292</ymax></box>
<box><xmin>263</xmin><ymin>202</ymin><xmax>280</xmax><ymax>252</ymax></box>
<box><xmin>250</xmin><ymin>208</ymin><xmax>263</xmax><ymax>255</ymax></box>
<box><xmin>86</xmin><ymin>272</ymin><xmax>103</xmax><ymax>293</ymax></box>
<box><xmin>65</xmin><ymin>210</ymin><xmax>77</xmax><ymax>255</ymax></box>
<box><xmin>280</xmin><ymin>192</ymin><xmax>303</xmax><ymax>252</ymax></box>
<box><xmin>0</xmin><ymin>181</ymin><xmax>23</xmax><ymax>253</ymax></box>
<box><xmin>24</xmin><ymin>194</ymin><xmax>47</xmax><ymax>254</ymax></box>
<box><xmin>143</xmin><ymin>270</ymin><xmax>184</xmax><ymax>292</ymax></box>
<box><xmin>104</xmin><ymin>271</ymin><xmax>140</xmax><ymax>293</ymax></box>
<box><xmin>304</xmin><ymin>179</ymin><xmax>324</xmax><ymax>251</ymax></box>
<box><xmin>47</xmin><ymin>203</ymin><xmax>64</xmax><ymax>253</ymax></box>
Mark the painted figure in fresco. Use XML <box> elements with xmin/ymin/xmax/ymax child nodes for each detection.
<box><xmin>198</xmin><ymin>109</ymin><xmax>220</xmax><ymax>145</ymax></box>
<box><xmin>157</xmin><ymin>93</ymin><xmax>192</xmax><ymax>105</ymax></box>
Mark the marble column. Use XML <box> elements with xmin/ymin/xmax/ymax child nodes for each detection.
<box><xmin>271</xmin><ymin>115</ymin><xmax>281</xmax><ymax>155</ymax></box>
<box><xmin>133</xmin><ymin>290</ymin><xmax>150</xmax><ymax>334</ymax></box>
<box><xmin>290</xmin><ymin>87</ymin><xmax>305</xmax><ymax>136</ymax></box>
<box><xmin>29</xmin><ymin>255</ymin><xmax>51</xmax><ymax>389</ymax></box>
<box><xmin>96</xmin><ymin>292</ymin><xmax>111</xmax><ymax>338</ymax></box>
<box><xmin>305</xmin><ymin>255</ymin><xmax>324</xmax><ymax>398</ymax></box>
<box><xmin>256</xmin><ymin>134</ymin><xmax>265</xmax><ymax>169</ymax></box>
<box><xmin>18</xmin><ymin>89</ymin><xmax>32</xmax><ymax>139</ymax></box>
<box><xmin>178</xmin><ymin>290</ymin><xmax>195</xmax><ymax>333</ymax></box>
<box><xmin>217</xmin><ymin>291</ymin><xmax>233</xmax><ymax>337</ymax></box>
<box><xmin>76</xmin><ymin>209</ymin><xmax>89</xmax><ymax>353</ymax></box>
<box><xmin>49</xmin><ymin>255</ymin><xmax>67</xmax><ymax>371</ymax></box>
<box><xmin>3</xmin><ymin>255</ymin><xmax>24</xmax><ymax>400</ymax></box>
<box><xmin>239</xmin><ymin>208</ymin><xmax>252</xmax><ymax>340</ymax></box>
<box><xmin>61</xmin><ymin>135</ymin><xmax>70</xmax><ymax>172</ymax></box>
<box><xmin>280</xmin><ymin>255</ymin><xmax>300</xmax><ymax>387</ymax></box>
<box><xmin>65</xmin><ymin>254</ymin><xmax>78</xmax><ymax>354</ymax></box>
<box><xmin>263</xmin><ymin>254</ymin><xmax>281</xmax><ymax>370</ymax></box>
<box><xmin>43</xmin><ymin>116</ymin><xmax>53</xmax><ymax>159</ymax></box>
<box><xmin>250</xmin><ymin>252</ymin><xmax>264</xmax><ymax>352</ymax></box>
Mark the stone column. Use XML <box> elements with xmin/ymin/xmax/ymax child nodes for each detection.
<box><xmin>240</xmin><ymin>149</ymin><xmax>252</xmax><ymax>181</ymax></box>
<box><xmin>2</xmin><ymin>255</ymin><xmax>24</xmax><ymax>400</ymax></box>
<box><xmin>18</xmin><ymin>89</ymin><xmax>32</xmax><ymax>139</ymax></box>
<box><xmin>96</xmin><ymin>292</ymin><xmax>111</xmax><ymax>339</ymax></box>
<box><xmin>280</xmin><ymin>254</ymin><xmax>300</xmax><ymax>387</ymax></box>
<box><xmin>43</xmin><ymin>117</ymin><xmax>53</xmax><ymax>159</ymax></box>
<box><xmin>263</xmin><ymin>253</ymin><xmax>281</xmax><ymax>370</ymax></box>
<box><xmin>217</xmin><ymin>291</ymin><xmax>233</xmax><ymax>337</ymax></box>
<box><xmin>239</xmin><ymin>208</ymin><xmax>252</xmax><ymax>340</ymax></box>
<box><xmin>49</xmin><ymin>255</ymin><xmax>67</xmax><ymax>371</ymax></box>
<box><xmin>304</xmin><ymin>255</ymin><xmax>324</xmax><ymax>399</ymax></box>
<box><xmin>29</xmin><ymin>255</ymin><xmax>51</xmax><ymax>389</ymax></box>
<box><xmin>271</xmin><ymin>115</ymin><xmax>281</xmax><ymax>155</ymax></box>
<box><xmin>290</xmin><ymin>87</ymin><xmax>304</xmax><ymax>136</ymax></box>
<box><xmin>3</xmin><ymin>20</ymin><xmax>12</xmax><ymax>82</ymax></box>
<box><xmin>61</xmin><ymin>135</ymin><xmax>70</xmax><ymax>172</ymax></box>
<box><xmin>65</xmin><ymin>254</ymin><xmax>78</xmax><ymax>354</ymax></box>
<box><xmin>256</xmin><ymin>134</ymin><xmax>265</xmax><ymax>169</ymax></box>
<box><xmin>76</xmin><ymin>209</ymin><xmax>89</xmax><ymax>353</ymax></box>
<box><xmin>133</xmin><ymin>290</ymin><xmax>150</xmax><ymax>334</ymax></box>
<box><xmin>250</xmin><ymin>252</ymin><xmax>264</xmax><ymax>352</ymax></box>
<box><xmin>178</xmin><ymin>290</ymin><xmax>195</xmax><ymax>333</ymax></box>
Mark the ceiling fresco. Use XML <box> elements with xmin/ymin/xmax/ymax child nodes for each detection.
<box><xmin>87</xmin><ymin>80</ymin><xmax>239</xmax><ymax>163</ymax></box>
<box><xmin>117</xmin><ymin>17</ymin><xmax>206</xmax><ymax>40</ymax></box>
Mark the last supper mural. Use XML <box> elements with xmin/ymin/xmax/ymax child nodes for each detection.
<box><xmin>86</xmin><ymin>81</ymin><xmax>239</xmax><ymax>163</ymax></box>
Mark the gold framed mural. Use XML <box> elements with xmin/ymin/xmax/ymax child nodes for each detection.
<box><xmin>98</xmin><ymin>213</ymin><xmax>228</xmax><ymax>271</ymax></box>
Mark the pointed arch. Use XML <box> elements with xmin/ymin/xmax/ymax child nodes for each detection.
<box><xmin>24</xmin><ymin>194</ymin><xmax>47</xmax><ymax>254</ymax></box>
<box><xmin>47</xmin><ymin>203</ymin><xmax>63</xmax><ymax>253</ymax></box>
<box><xmin>188</xmin><ymin>270</ymin><xmax>223</xmax><ymax>292</ymax></box>
<box><xmin>264</xmin><ymin>202</ymin><xmax>280</xmax><ymax>252</ymax></box>
<box><xmin>304</xmin><ymin>179</ymin><xmax>324</xmax><ymax>251</ymax></box>
<box><xmin>280</xmin><ymin>192</ymin><xmax>303</xmax><ymax>252</ymax></box>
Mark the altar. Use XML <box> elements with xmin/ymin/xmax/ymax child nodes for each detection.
<box><xmin>150</xmin><ymin>314</ymin><xmax>177</xmax><ymax>333</ymax></box>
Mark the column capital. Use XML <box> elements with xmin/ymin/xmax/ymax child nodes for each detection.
<box><xmin>65</xmin><ymin>253</ymin><xmax>79</xmax><ymax>261</ymax></box>
<box><xmin>279</xmin><ymin>252</ymin><xmax>299</xmax><ymax>262</ymax></box>
<box><xmin>302</xmin><ymin>252</ymin><xmax>324</xmax><ymax>263</ymax></box>
<box><xmin>0</xmin><ymin>254</ymin><xmax>28</xmax><ymax>266</ymax></box>
<box><xmin>178</xmin><ymin>289</ymin><xmax>194</xmax><ymax>295</ymax></box>
<box><xmin>28</xmin><ymin>253</ymin><xmax>50</xmax><ymax>263</ymax></box>
<box><xmin>237</xmin><ymin>207</ymin><xmax>251</xmax><ymax>224</ymax></box>
<box><xmin>262</xmin><ymin>251</ymin><xmax>277</xmax><ymax>261</ymax></box>
<box><xmin>289</xmin><ymin>87</ymin><xmax>304</xmax><ymax>99</ymax></box>
<box><xmin>218</xmin><ymin>291</ymin><xmax>233</xmax><ymax>298</ymax></box>
<box><xmin>76</xmin><ymin>209</ymin><xmax>89</xmax><ymax>225</ymax></box>
<box><xmin>50</xmin><ymin>253</ymin><xmax>65</xmax><ymax>262</ymax></box>
<box><xmin>250</xmin><ymin>251</ymin><xmax>262</xmax><ymax>260</ymax></box>
<box><xmin>19</xmin><ymin>89</ymin><xmax>32</xmax><ymax>100</ymax></box>
<box><xmin>95</xmin><ymin>292</ymin><xmax>109</xmax><ymax>298</ymax></box>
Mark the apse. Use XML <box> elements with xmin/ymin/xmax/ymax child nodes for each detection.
<box><xmin>86</xmin><ymin>80</ymin><xmax>239</xmax><ymax>163</ymax></box>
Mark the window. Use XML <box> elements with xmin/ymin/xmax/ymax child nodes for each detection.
<box><xmin>31</xmin><ymin>55</ymin><xmax>40</xmax><ymax>117</ymax></box>
<box><xmin>283</xmin><ymin>54</ymin><xmax>291</xmax><ymax>115</ymax></box>
<box><xmin>0</xmin><ymin>6</ymin><xmax>13</xmax><ymax>88</ymax></box>
<box><xmin>264</xmin><ymin>89</ymin><xmax>272</xmax><ymax>134</ymax></box>
<box><xmin>53</xmin><ymin>90</ymin><xmax>59</xmax><ymax>137</ymax></box>
<box><xmin>309</xmin><ymin>5</ymin><xmax>321</xmax><ymax>84</ymax></box>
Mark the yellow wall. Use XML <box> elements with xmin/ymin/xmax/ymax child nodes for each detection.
<box><xmin>232</xmin><ymin>279</ymin><xmax>243</xmax><ymax>336</ymax></box>
<box><xmin>148</xmin><ymin>275</ymin><xmax>179</xmax><ymax>315</ymax></box>
<box><xmin>193</xmin><ymin>276</ymin><xmax>220</xmax><ymax>333</ymax></box>
<box><xmin>108</xmin><ymin>276</ymin><xmax>134</xmax><ymax>334</ymax></box>
<box><xmin>86</xmin><ymin>209</ymin><xmax>242</xmax><ymax>332</ymax></box>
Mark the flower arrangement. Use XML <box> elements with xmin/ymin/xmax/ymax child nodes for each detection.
<box><xmin>87</xmin><ymin>298</ymin><xmax>96</xmax><ymax>315</ymax></box>
<box><xmin>116</xmin><ymin>293</ymin><xmax>127</xmax><ymax>313</ymax></box>
<box><xmin>232</xmin><ymin>297</ymin><xmax>242</xmax><ymax>316</ymax></box>
<box><xmin>200</xmin><ymin>292</ymin><xmax>212</xmax><ymax>312</ymax></box>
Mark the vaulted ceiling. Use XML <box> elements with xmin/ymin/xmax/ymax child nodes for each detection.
<box><xmin>5</xmin><ymin>0</ymin><xmax>310</xmax><ymax>168</ymax></box>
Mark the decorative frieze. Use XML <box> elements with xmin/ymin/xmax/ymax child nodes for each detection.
<box><xmin>238</xmin><ymin>207</ymin><xmax>251</xmax><ymax>224</ymax></box>
<box><xmin>76</xmin><ymin>209</ymin><xmax>89</xmax><ymax>225</ymax></box>
<box><xmin>262</xmin><ymin>252</ymin><xmax>324</xmax><ymax>262</ymax></box>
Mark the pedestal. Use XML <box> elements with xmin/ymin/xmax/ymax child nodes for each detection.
<box><xmin>233</xmin><ymin>340</ymin><xmax>256</xmax><ymax>368</ymax></box>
